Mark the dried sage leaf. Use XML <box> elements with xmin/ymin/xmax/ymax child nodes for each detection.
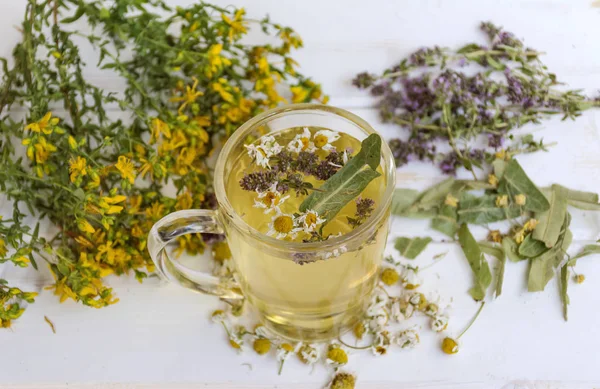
<box><xmin>458</xmin><ymin>224</ymin><xmax>492</xmax><ymax>301</ymax></box>
<box><xmin>478</xmin><ymin>242</ymin><xmax>505</xmax><ymax>261</ymax></box>
<box><xmin>502</xmin><ymin>237</ymin><xmax>525</xmax><ymax>262</ymax></box>
<box><xmin>300</xmin><ymin>134</ymin><xmax>381</xmax><ymax>222</ymax></box>
<box><xmin>518</xmin><ymin>234</ymin><xmax>549</xmax><ymax>258</ymax></box>
<box><xmin>394</xmin><ymin>237</ymin><xmax>433</xmax><ymax>259</ymax></box>
<box><xmin>479</xmin><ymin>241</ymin><xmax>506</xmax><ymax>298</ymax></box>
<box><xmin>561</xmin><ymin>186</ymin><xmax>599</xmax><ymax>203</ymax></box>
<box><xmin>560</xmin><ymin>264</ymin><xmax>569</xmax><ymax>321</ymax></box>
<box><xmin>391</xmin><ymin>188</ymin><xmax>420</xmax><ymax>216</ymax></box>
<box><xmin>410</xmin><ymin>177</ymin><xmax>455</xmax><ymax>211</ymax></box>
<box><xmin>567</xmin><ymin>199</ymin><xmax>600</xmax><ymax>211</ymax></box>
<box><xmin>497</xmin><ymin>159</ymin><xmax>550</xmax><ymax>212</ymax></box>
<box><xmin>527</xmin><ymin>249</ymin><xmax>556</xmax><ymax>292</ymax></box>
<box><xmin>532</xmin><ymin>184</ymin><xmax>568</xmax><ymax>248</ymax></box>
<box><xmin>492</xmin><ymin>159</ymin><xmax>507</xmax><ymax>179</ymax></box>
<box><xmin>457</xmin><ymin>194</ymin><xmax>521</xmax><ymax>224</ymax></box>
<box><xmin>431</xmin><ymin>204</ymin><xmax>458</xmax><ymax>238</ymax></box>
<box><xmin>567</xmin><ymin>244</ymin><xmax>600</xmax><ymax>266</ymax></box>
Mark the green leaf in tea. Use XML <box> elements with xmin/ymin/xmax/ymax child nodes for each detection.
<box><xmin>300</xmin><ymin>134</ymin><xmax>382</xmax><ymax>223</ymax></box>
<box><xmin>458</xmin><ymin>224</ymin><xmax>492</xmax><ymax>301</ymax></box>
<box><xmin>431</xmin><ymin>204</ymin><xmax>459</xmax><ymax>238</ymax></box>
<box><xmin>394</xmin><ymin>237</ymin><xmax>433</xmax><ymax>259</ymax></box>
<box><xmin>457</xmin><ymin>194</ymin><xmax>521</xmax><ymax>224</ymax></box>
<box><xmin>532</xmin><ymin>184</ymin><xmax>568</xmax><ymax>248</ymax></box>
<box><xmin>497</xmin><ymin>159</ymin><xmax>550</xmax><ymax>212</ymax></box>
<box><xmin>518</xmin><ymin>234</ymin><xmax>549</xmax><ymax>258</ymax></box>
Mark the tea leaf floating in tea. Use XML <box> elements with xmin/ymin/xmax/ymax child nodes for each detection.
<box><xmin>300</xmin><ymin>134</ymin><xmax>382</xmax><ymax>224</ymax></box>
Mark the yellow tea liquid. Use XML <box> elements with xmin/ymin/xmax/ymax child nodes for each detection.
<box><xmin>222</xmin><ymin>127</ymin><xmax>390</xmax><ymax>341</ymax></box>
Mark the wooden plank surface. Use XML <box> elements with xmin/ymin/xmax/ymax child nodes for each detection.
<box><xmin>1</xmin><ymin>0</ymin><xmax>600</xmax><ymax>387</ymax></box>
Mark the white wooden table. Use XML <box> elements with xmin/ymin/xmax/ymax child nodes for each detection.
<box><xmin>2</xmin><ymin>0</ymin><xmax>600</xmax><ymax>387</ymax></box>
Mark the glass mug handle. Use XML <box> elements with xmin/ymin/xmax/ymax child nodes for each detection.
<box><xmin>147</xmin><ymin>209</ymin><xmax>243</xmax><ymax>299</ymax></box>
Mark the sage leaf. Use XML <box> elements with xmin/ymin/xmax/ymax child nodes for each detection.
<box><xmin>568</xmin><ymin>244</ymin><xmax>600</xmax><ymax>266</ymax></box>
<box><xmin>458</xmin><ymin>224</ymin><xmax>492</xmax><ymax>301</ymax></box>
<box><xmin>502</xmin><ymin>237</ymin><xmax>525</xmax><ymax>262</ymax></box>
<box><xmin>391</xmin><ymin>188</ymin><xmax>420</xmax><ymax>216</ymax></box>
<box><xmin>455</xmin><ymin>180</ymin><xmax>495</xmax><ymax>191</ymax></box>
<box><xmin>518</xmin><ymin>234</ymin><xmax>549</xmax><ymax>258</ymax></box>
<box><xmin>479</xmin><ymin>241</ymin><xmax>505</xmax><ymax>261</ymax></box>
<box><xmin>560</xmin><ymin>264</ymin><xmax>569</xmax><ymax>321</ymax></box>
<box><xmin>479</xmin><ymin>242</ymin><xmax>505</xmax><ymax>297</ymax></box>
<box><xmin>431</xmin><ymin>204</ymin><xmax>458</xmax><ymax>238</ymax></box>
<box><xmin>300</xmin><ymin>134</ymin><xmax>381</xmax><ymax>222</ymax></box>
<box><xmin>394</xmin><ymin>237</ymin><xmax>432</xmax><ymax>259</ymax></box>
<box><xmin>527</xmin><ymin>250</ymin><xmax>556</xmax><ymax>292</ymax></box>
<box><xmin>567</xmin><ymin>199</ymin><xmax>600</xmax><ymax>211</ymax></box>
<box><xmin>532</xmin><ymin>184</ymin><xmax>568</xmax><ymax>248</ymax></box>
<box><xmin>497</xmin><ymin>159</ymin><xmax>550</xmax><ymax>212</ymax></box>
<box><xmin>561</xmin><ymin>186</ymin><xmax>599</xmax><ymax>203</ymax></box>
<box><xmin>457</xmin><ymin>194</ymin><xmax>521</xmax><ymax>224</ymax></box>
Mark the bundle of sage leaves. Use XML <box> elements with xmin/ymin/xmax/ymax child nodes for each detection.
<box><xmin>391</xmin><ymin>157</ymin><xmax>600</xmax><ymax>320</ymax></box>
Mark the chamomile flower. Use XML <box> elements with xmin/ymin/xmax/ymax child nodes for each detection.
<box><xmin>254</xmin><ymin>182</ymin><xmax>290</xmax><ymax>214</ymax></box>
<box><xmin>401</xmin><ymin>266</ymin><xmax>422</xmax><ymax>290</ymax></box>
<box><xmin>245</xmin><ymin>134</ymin><xmax>283</xmax><ymax>168</ymax></box>
<box><xmin>313</xmin><ymin>129</ymin><xmax>340</xmax><ymax>151</ymax></box>
<box><xmin>372</xmin><ymin>330</ymin><xmax>392</xmax><ymax>356</ymax></box>
<box><xmin>254</xmin><ymin>324</ymin><xmax>271</xmax><ymax>339</ymax></box>
<box><xmin>211</xmin><ymin>309</ymin><xmax>227</xmax><ymax>323</ymax></box>
<box><xmin>326</xmin><ymin>343</ymin><xmax>348</xmax><ymax>366</ymax></box>
<box><xmin>395</xmin><ymin>328</ymin><xmax>420</xmax><ymax>349</ymax></box>
<box><xmin>431</xmin><ymin>315</ymin><xmax>449</xmax><ymax>332</ymax></box>
<box><xmin>276</xmin><ymin>342</ymin><xmax>296</xmax><ymax>374</ymax></box>
<box><xmin>296</xmin><ymin>343</ymin><xmax>320</xmax><ymax>365</ymax></box>
<box><xmin>267</xmin><ymin>211</ymin><xmax>299</xmax><ymax>239</ymax></box>
<box><xmin>297</xmin><ymin>209</ymin><xmax>325</xmax><ymax>233</ymax></box>
<box><xmin>391</xmin><ymin>299</ymin><xmax>414</xmax><ymax>322</ymax></box>
<box><xmin>287</xmin><ymin>127</ymin><xmax>315</xmax><ymax>153</ymax></box>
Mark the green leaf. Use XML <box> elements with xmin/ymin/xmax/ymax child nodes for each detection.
<box><xmin>502</xmin><ymin>237</ymin><xmax>525</xmax><ymax>262</ymax></box>
<box><xmin>527</xmin><ymin>249</ymin><xmax>556</xmax><ymax>292</ymax></box>
<box><xmin>518</xmin><ymin>234</ymin><xmax>549</xmax><ymax>258</ymax></box>
<box><xmin>479</xmin><ymin>242</ymin><xmax>505</xmax><ymax>261</ymax></box>
<box><xmin>61</xmin><ymin>7</ymin><xmax>85</xmax><ymax>23</ymax></box>
<box><xmin>560</xmin><ymin>264</ymin><xmax>569</xmax><ymax>321</ymax></box>
<box><xmin>431</xmin><ymin>204</ymin><xmax>458</xmax><ymax>238</ymax></box>
<box><xmin>561</xmin><ymin>186</ymin><xmax>599</xmax><ymax>203</ymax></box>
<box><xmin>455</xmin><ymin>180</ymin><xmax>495</xmax><ymax>191</ymax></box>
<box><xmin>391</xmin><ymin>188</ymin><xmax>420</xmax><ymax>216</ymax></box>
<box><xmin>497</xmin><ymin>159</ymin><xmax>550</xmax><ymax>212</ymax></box>
<box><xmin>300</xmin><ymin>134</ymin><xmax>381</xmax><ymax>222</ymax></box>
<box><xmin>567</xmin><ymin>199</ymin><xmax>600</xmax><ymax>210</ymax></box>
<box><xmin>458</xmin><ymin>224</ymin><xmax>492</xmax><ymax>301</ymax></box>
<box><xmin>409</xmin><ymin>177</ymin><xmax>455</xmax><ymax>211</ymax></box>
<box><xmin>457</xmin><ymin>194</ymin><xmax>521</xmax><ymax>224</ymax></box>
<box><xmin>479</xmin><ymin>241</ymin><xmax>506</xmax><ymax>297</ymax></box>
<box><xmin>394</xmin><ymin>237</ymin><xmax>433</xmax><ymax>259</ymax></box>
<box><xmin>568</xmin><ymin>244</ymin><xmax>600</xmax><ymax>266</ymax></box>
<box><xmin>532</xmin><ymin>184</ymin><xmax>568</xmax><ymax>248</ymax></box>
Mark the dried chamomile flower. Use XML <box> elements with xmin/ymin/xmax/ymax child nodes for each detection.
<box><xmin>253</xmin><ymin>338</ymin><xmax>271</xmax><ymax>355</ymax></box>
<box><xmin>297</xmin><ymin>209</ymin><xmax>326</xmax><ymax>233</ymax></box>
<box><xmin>267</xmin><ymin>211</ymin><xmax>299</xmax><ymax>239</ymax></box>
<box><xmin>313</xmin><ymin>129</ymin><xmax>340</xmax><ymax>151</ymax></box>
<box><xmin>431</xmin><ymin>315</ymin><xmax>449</xmax><ymax>332</ymax></box>
<box><xmin>326</xmin><ymin>343</ymin><xmax>349</xmax><ymax>366</ymax></box>
<box><xmin>287</xmin><ymin>127</ymin><xmax>316</xmax><ymax>153</ymax></box>
<box><xmin>395</xmin><ymin>328</ymin><xmax>420</xmax><ymax>349</ymax></box>
<box><xmin>424</xmin><ymin>303</ymin><xmax>439</xmax><ymax>317</ymax></box>
<box><xmin>296</xmin><ymin>343</ymin><xmax>320</xmax><ymax>365</ymax></box>
<box><xmin>366</xmin><ymin>293</ymin><xmax>389</xmax><ymax>330</ymax></box>
<box><xmin>441</xmin><ymin>337</ymin><xmax>459</xmax><ymax>354</ymax></box>
<box><xmin>329</xmin><ymin>372</ymin><xmax>356</xmax><ymax>389</ymax></box>
<box><xmin>353</xmin><ymin>321</ymin><xmax>367</xmax><ymax>340</ymax></box>
<box><xmin>372</xmin><ymin>330</ymin><xmax>392</xmax><ymax>356</ymax></box>
<box><xmin>254</xmin><ymin>324</ymin><xmax>271</xmax><ymax>338</ymax></box>
<box><xmin>254</xmin><ymin>182</ymin><xmax>290</xmax><ymax>214</ymax></box>
<box><xmin>401</xmin><ymin>267</ymin><xmax>422</xmax><ymax>290</ymax></box>
<box><xmin>246</xmin><ymin>135</ymin><xmax>283</xmax><ymax>168</ymax></box>
<box><xmin>380</xmin><ymin>267</ymin><xmax>400</xmax><ymax>286</ymax></box>
<box><xmin>409</xmin><ymin>292</ymin><xmax>428</xmax><ymax>311</ymax></box>
<box><xmin>276</xmin><ymin>342</ymin><xmax>296</xmax><ymax>374</ymax></box>
<box><xmin>211</xmin><ymin>309</ymin><xmax>226</xmax><ymax>323</ymax></box>
<box><xmin>391</xmin><ymin>298</ymin><xmax>414</xmax><ymax>322</ymax></box>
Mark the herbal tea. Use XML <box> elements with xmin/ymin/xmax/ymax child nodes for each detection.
<box><xmin>222</xmin><ymin>127</ymin><xmax>390</xmax><ymax>340</ymax></box>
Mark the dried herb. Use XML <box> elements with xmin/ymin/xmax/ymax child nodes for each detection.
<box><xmin>568</xmin><ymin>244</ymin><xmax>600</xmax><ymax>266</ymax></box>
<box><xmin>502</xmin><ymin>237</ymin><xmax>524</xmax><ymax>262</ymax></box>
<box><xmin>431</xmin><ymin>204</ymin><xmax>458</xmax><ymax>238</ymax></box>
<box><xmin>497</xmin><ymin>159</ymin><xmax>550</xmax><ymax>212</ymax></box>
<box><xmin>518</xmin><ymin>235</ymin><xmax>549</xmax><ymax>258</ymax></box>
<box><xmin>390</xmin><ymin>188</ymin><xmax>420</xmax><ymax>216</ymax></box>
<box><xmin>299</xmin><ymin>134</ymin><xmax>381</xmax><ymax>222</ymax></box>
<box><xmin>394</xmin><ymin>237</ymin><xmax>432</xmax><ymax>259</ymax></box>
<box><xmin>532</xmin><ymin>184</ymin><xmax>568</xmax><ymax>248</ymax></box>
<box><xmin>457</xmin><ymin>194</ymin><xmax>521</xmax><ymax>224</ymax></box>
<box><xmin>354</xmin><ymin>21</ymin><xmax>599</xmax><ymax>175</ymax></box>
<box><xmin>458</xmin><ymin>224</ymin><xmax>492</xmax><ymax>301</ymax></box>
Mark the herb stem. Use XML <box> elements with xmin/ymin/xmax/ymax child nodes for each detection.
<box><xmin>457</xmin><ymin>301</ymin><xmax>485</xmax><ymax>340</ymax></box>
<box><xmin>337</xmin><ymin>337</ymin><xmax>373</xmax><ymax>350</ymax></box>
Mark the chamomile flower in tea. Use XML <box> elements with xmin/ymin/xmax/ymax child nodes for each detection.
<box><xmin>230</xmin><ymin>127</ymin><xmax>385</xmax><ymax>243</ymax></box>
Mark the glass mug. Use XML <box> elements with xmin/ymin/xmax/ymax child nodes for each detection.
<box><xmin>148</xmin><ymin>104</ymin><xmax>396</xmax><ymax>341</ymax></box>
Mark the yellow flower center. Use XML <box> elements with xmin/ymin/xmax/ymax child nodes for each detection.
<box><xmin>273</xmin><ymin>215</ymin><xmax>293</xmax><ymax>233</ymax></box>
<box><xmin>300</xmin><ymin>137</ymin><xmax>310</xmax><ymax>150</ymax></box>
<box><xmin>281</xmin><ymin>343</ymin><xmax>294</xmax><ymax>352</ymax></box>
<box><xmin>304</xmin><ymin>213</ymin><xmax>317</xmax><ymax>226</ymax></box>
<box><xmin>262</xmin><ymin>192</ymin><xmax>279</xmax><ymax>206</ymax></box>
<box><xmin>327</xmin><ymin>347</ymin><xmax>348</xmax><ymax>364</ymax></box>
<box><xmin>314</xmin><ymin>134</ymin><xmax>328</xmax><ymax>148</ymax></box>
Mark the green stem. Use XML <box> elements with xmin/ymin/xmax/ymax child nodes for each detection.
<box><xmin>457</xmin><ymin>301</ymin><xmax>485</xmax><ymax>340</ymax></box>
<box><xmin>337</xmin><ymin>337</ymin><xmax>373</xmax><ymax>350</ymax></box>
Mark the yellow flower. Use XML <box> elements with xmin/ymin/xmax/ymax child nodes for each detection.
<box><xmin>524</xmin><ymin>219</ymin><xmax>539</xmax><ymax>231</ymax></box>
<box><xmin>77</xmin><ymin>219</ymin><xmax>96</xmax><ymax>234</ymax></box>
<box><xmin>253</xmin><ymin>338</ymin><xmax>271</xmax><ymax>355</ymax></box>
<box><xmin>205</xmin><ymin>44</ymin><xmax>232</xmax><ymax>77</ymax></box>
<box><xmin>24</xmin><ymin>112</ymin><xmax>59</xmax><ymax>134</ymax></box>
<box><xmin>175</xmin><ymin>192</ymin><xmax>194</xmax><ymax>211</ymax></box>
<box><xmin>513</xmin><ymin>229</ymin><xmax>526</xmax><ymax>244</ymax></box>
<box><xmin>170</xmin><ymin>77</ymin><xmax>204</xmax><ymax>113</ymax></box>
<box><xmin>212</xmin><ymin>81</ymin><xmax>234</xmax><ymax>103</ymax></box>
<box><xmin>488</xmin><ymin>174</ymin><xmax>498</xmax><ymax>187</ymax></box>
<box><xmin>74</xmin><ymin>235</ymin><xmax>93</xmax><ymax>248</ymax></box>
<box><xmin>13</xmin><ymin>256</ymin><xmax>30</xmax><ymax>267</ymax></box>
<box><xmin>380</xmin><ymin>267</ymin><xmax>399</xmax><ymax>286</ymax></box>
<box><xmin>212</xmin><ymin>241</ymin><xmax>232</xmax><ymax>262</ymax></box>
<box><xmin>221</xmin><ymin>9</ymin><xmax>247</xmax><ymax>41</ymax></box>
<box><xmin>146</xmin><ymin>201</ymin><xmax>165</xmax><ymax>221</ymax></box>
<box><xmin>515</xmin><ymin>194</ymin><xmax>527</xmax><ymax>206</ymax></box>
<box><xmin>445</xmin><ymin>193</ymin><xmax>459</xmax><ymax>207</ymax></box>
<box><xmin>0</xmin><ymin>238</ymin><xmax>7</xmax><ymax>257</ymax></box>
<box><xmin>326</xmin><ymin>346</ymin><xmax>348</xmax><ymax>365</ymax></box>
<box><xmin>575</xmin><ymin>274</ymin><xmax>585</xmax><ymax>284</ymax></box>
<box><xmin>442</xmin><ymin>337</ymin><xmax>459</xmax><ymax>354</ymax></box>
<box><xmin>495</xmin><ymin>149</ymin><xmax>509</xmax><ymax>161</ymax></box>
<box><xmin>49</xmin><ymin>278</ymin><xmax>78</xmax><ymax>303</ymax></box>
<box><xmin>69</xmin><ymin>156</ymin><xmax>88</xmax><ymax>183</ymax></box>
<box><xmin>68</xmin><ymin>135</ymin><xmax>78</xmax><ymax>149</ymax></box>
<box><xmin>488</xmin><ymin>230</ymin><xmax>502</xmax><ymax>243</ymax></box>
<box><xmin>33</xmin><ymin>136</ymin><xmax>57</xmax><ymax>164</ymax></box>
<box><xmin>495</xmin><ymin>195</ymin><xmax>508</xmax><ymax>208</ymax></box>
<box><xmin>290</xmin><ymin>85</ymin><xmax>310</xmax><ymax>104</ymax></box>
<box><xmin>115</xmin><ymin>156</ymin><xmax>136</xmax><ymax>184</ymax></box>
<box><xmin>329</xmin><ymin>373</ymin><xmax>355</xmax><ymax>389</ymax></box>
<box><xmin>150</xmin><ymin>118</ymin><xmax>171</xmax><ymax>144</ymax></box>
